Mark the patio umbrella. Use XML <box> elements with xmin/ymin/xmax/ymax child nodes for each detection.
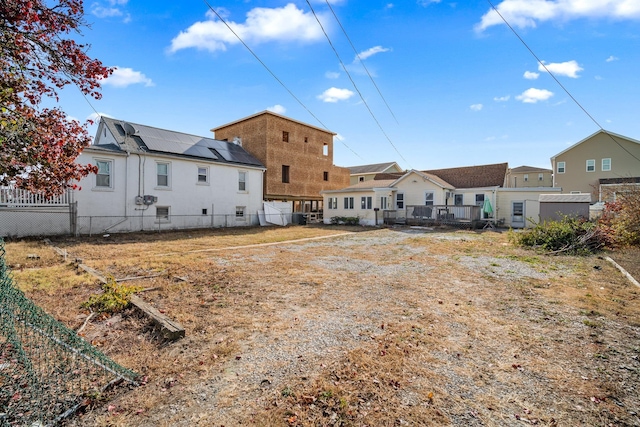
<box><xmin>482</xmin><ymin>198</ymin><xmax>493</xmax><ymax>216</ymax></box>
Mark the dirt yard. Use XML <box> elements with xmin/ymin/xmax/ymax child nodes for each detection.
<box><xmin>4</xmin><ymin>225</ymin><xmax>640</xmax><ymax>426</ymax></box>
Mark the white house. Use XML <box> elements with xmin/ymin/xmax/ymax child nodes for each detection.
<box><xmin>322</xmin><ymin>163</ymin><xmax>563</xmax><ymax>228</ymax></box>
<box><xmin>73</xmin><ymin>117</ymin><xmax>266</xmax><ymax>234</ymax></box>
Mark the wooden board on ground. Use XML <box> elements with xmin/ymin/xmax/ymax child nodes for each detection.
<box><xmin>129</xmin><ymin>295</ymin><xmax>185</xmax><ymax>341</ymax></box>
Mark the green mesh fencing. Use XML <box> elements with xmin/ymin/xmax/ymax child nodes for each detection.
<box><xmin>0</xmin><ymin>239</ymin><xmax>138</xmax><ymax>426</ymax></box>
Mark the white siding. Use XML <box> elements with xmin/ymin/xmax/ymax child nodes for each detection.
<box><xmin>74</xmin><ymin>149</ymin><xmax>264</xmax><ymax>233</ymax></box>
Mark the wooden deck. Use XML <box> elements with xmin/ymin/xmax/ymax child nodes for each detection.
<box><xmin>384</xmin><ymin>205</ymin><xmax>487</xmax><ymax>228</ymax></box>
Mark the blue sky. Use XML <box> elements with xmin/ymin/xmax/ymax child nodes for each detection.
<box><xmin>56</xmin><ymin>0</ymin><xmax>640</xmax><ymax>170</ymax></box>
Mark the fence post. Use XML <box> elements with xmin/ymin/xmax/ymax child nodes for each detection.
<box><xmin>211</xmin><ymin>204</ymin><xmax>214</xmax><ymax>228</ymax></box>
<box><xmin>69</xmin><ymin>201</ymin><xmax>78</xmax><ymax>236</ymax></box>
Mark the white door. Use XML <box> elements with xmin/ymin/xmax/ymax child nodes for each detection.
<box><xmin>511</xmin><ymin>201</ymin><xmax>525</xmax><ymax>228</ymax></box>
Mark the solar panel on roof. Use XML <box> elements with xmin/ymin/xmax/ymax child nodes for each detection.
<box><xmin>103</xmin><ymin>118</ymin><xmax>262</xmax><ymax>166</ymax></box>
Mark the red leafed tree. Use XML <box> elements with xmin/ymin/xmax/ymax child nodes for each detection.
<box><xmin>0</xmin><ymin>0</ymin><xmax>112</xmax><ymax>198</ymax></box>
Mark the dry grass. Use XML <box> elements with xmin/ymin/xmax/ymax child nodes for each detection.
<box><xmin>3</xmin><ymin>225</ymin><xmax>640</xmax><ymax>426</ymax></box>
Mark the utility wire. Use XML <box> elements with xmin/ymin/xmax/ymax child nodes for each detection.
<box><xmin>487</xmin><ymin>0</ymin><xmax>640</xmax><ymax>164</ymax></box>
<box><xmin>305</xmin><ymin>0</ymin><xmax>410</xmax><ymax>167</ymax></box>
<box><xmin>203</xmin><ymin>0</ymin><xmax>362</xmax><ymax>159</ymax></box>
<box><xmin>324</xmin><ymin>0</ymin><xmax>399</xmax><ymax>125</ymax></box>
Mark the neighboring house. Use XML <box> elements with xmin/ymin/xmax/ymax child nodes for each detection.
<box><xmin>550</xmin><ymin>130</ymin><xmax>640</xmax><ymax>202</ymax></box>
<box><xmin>321</xmin><ymin>170</ymin><xmax>455</xmax><ymax>226</ymax></box>
<box><xmin>506</xmin><ymin>166</ymin><xmax>553</xmax><ymax>188</ymax></box>
<box><xmin>347</xmin><ymin>162</ymin><xmax>403</xmax><ymax>185</ymax></box>
<box><xmin>211</xmin><ymin>111</ymin><xmax>350</xmax><ymax>215</ymax></box>
<box><xmin>73</xmin><ymin>117</ymin><xmax>266</xmax><ymax>234</ymax></box>
<box><xmin>322</xmin><ymin>162</ymin><xmax>563</xmax><ymax>228</ymax></box>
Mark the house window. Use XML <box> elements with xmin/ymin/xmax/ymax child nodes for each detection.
<box><xmin>475</xmin><ymin>194</ymin><xmax>485</xmax><ymax>206</ymax></box>
<box><xmin>95</xmin><ymin>160</ymin><xmax>112</xmax><ymax>188</ymax></box>
<box><xmin>358</xmin><ymin>176</ymin><xmax>365</xmax><ymax>182</ymax></box>
<box><xmin>538</xmin><ymin>173</ymin><xmax>544</xmax><ymax>181</ymax></box>
<box><xmin>197</xmin><ymin>166</ymin><xmax>209</xmax><ymax>184</ymax></box>
<box><xmin>380</xmin><ymin>196</ymin><xmax>388</xmax><ymax>210</ymax></box>
<box><xmin>282</xmin><ymin>165</ymin><xmax>290</xmax><ymax>183</ymax></box>
<box><xmin>602</xmin><ymin>158</ymin><xmax>611</xmax><ymax>171</ymax></box>
<box><xmin>235</xmin><ymin>206</ymin><xmax>245</xmax><ymax>220</ymax></box>
<box><xmin>323</xmin><ymin>171</ymin><xmax>329</xmax><ymax>181</ymax></box>
<box><xmin>323</xmin><ymin>143</ymin><xmax>328</xmax><ymax>156</ymax></box>
<box><xmin>361</xmin><ymin>196</ymin><xmax>372</xmax><ymax>209</ymax></box>
<box><xmin>327</xmin><ymin>197</ymin><xmax>337</xmax><ymax>209</ymax></box>
<box><xmin>156</xmin><ymin>206</ymin><xmax>169</xmax><ymax>221</ymax></box>
<box><xmin>156</xmin><ymin>162</ymin><xmax>170</xmax><ymax>187</ymax></box>
<box><xmin>396</xmin><ymin>193</ymin><xmax>404</xmax><ymax>209</ymax></box>
<box><xmin>586</xmin><ymin>159</ymin><xmax>595</xmax><ymax>172</ymax></box>
<box><xmin>343</xmin><ymin>197</ymin><xmax>354</xmax><ymax>209</ymax></box>
<box><xmin>523</xmin><ymin>174</ymin><xmax>529</xmax><ymax>182</ymax></box>
<box><xmin>238</xmin><ymin>171</ymin><xmax>246</xmax><ymax>191</ymax></box>
<box><xmin>282</xmin><ymin>131</ymin><xmax>289</xmax><ymax>142</ymax></box>
<box><xmin>454</xmin><ymin>194</ymin><xmax>463</xmax><ymax>206</ymax></box>
<box><xmin>304</xmin><ymin>137</ymin><xmax>308</xmax><ymax>143</ymax></box>
<box><xmin>557</xmin><ymin>162</ymin><xmax>565</xmax><ymax>174</ymax></box>
<box><xmin>425</xmin><ymin>191</ymin><xmax>434</xmax><ymax>206</ymax></box>
<box><xmin>202</xmin><ymin>208</ymin><xmax>208</xmax><ymax>215</ymax></box>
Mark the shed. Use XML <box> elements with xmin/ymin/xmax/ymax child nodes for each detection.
<box><xmin>539</xmin><ymin>193</ymin><xmax>591</xmax><ymax>222</ymax></box>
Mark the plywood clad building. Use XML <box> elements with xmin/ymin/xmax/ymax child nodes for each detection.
<box><xmin>212</xmin><ymin>111</ymin><xmax>350</xmax><ymax>208</ymax></box>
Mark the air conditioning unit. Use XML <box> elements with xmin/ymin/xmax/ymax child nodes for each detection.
<box><xmin>143</xmin><ymin>195</ymin><xmax>158</xmax><ymax>205</ymax></box>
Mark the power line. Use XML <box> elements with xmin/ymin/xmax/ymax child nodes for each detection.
<box><xmin>324</xmin><ymin>0</ymin><xmax>399</xmax><ymax>125</ymax></box>
<box><xmin>486</xmin><ymin>0</ymin><xmax>640</xmax><ymax>164</ymax></box>
<box><xmin>305</xmin><ymin>0</ymin><xmax>411</xmax><ymax>167</ymax></box>
<box><xmin>202</xmin><ymin>0</ymin><xmax>362</xmax><ymax>159</ymax></box>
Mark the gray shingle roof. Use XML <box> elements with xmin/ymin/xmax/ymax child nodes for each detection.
<box><xmin>348</xmin><ymin>162</ymin><xmax>400</xmax><ymax>175</ymax></box>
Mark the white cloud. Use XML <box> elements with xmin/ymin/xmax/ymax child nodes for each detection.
<box><xmin>325</xmin><ymin>71</ymin><xmax>340</xmax><ymax>79</ymax></box>
<box><xmin>538</xmin><ymin>60</ymin><xmax>583</xmax><ymax>78</ymax></box>
<box><xmin>170</xmin><ymin>4</ymin><xmax>327</xmax><ymax>53</ymax></box>
<box><xmin>606</xmin><ymin>55</ymin><xmax>619</xmax><ymax>62</ymax></box>
<box><xmin>334</xmin><ymin>133</ymin><xmax>345</xmax><ymax>141</ymax></box>
<box><xmin>317</xmin><ymin>87</ymin><xmax>354</xmax><ymax>103</ymax></box>
<box><xmin>102</xmin><ymin>67</ymin><xmax>154</xmax><ymax>88</ymax></box>
<box><xmin>90</xmin><ymin>0</ymin><xmax>129</xmax><ymax>20</ymax></box>
<box><xmin>356</xmin><ymin>46</ymin><xmax>391</xmax><ymax>61</ymax></box>
<box><xmin>476</xmin><ymin>0</ymin><xmax>640</xmax><ymax>32</ymax></box>
<box><xmin>470</xmin><ymin>103</ymin><xmax>483</xmax><ymax>111</ymax></box>
<box><xmin>516</xmin><ymin>88</ymin><xmax>554</xmax><ymax>103</ymax></box>
<box><xmin>494</xmin><ymin>95</ymin><xmax>510</xmax><ymax>102</ymax></box>
<box><xmin>418</xmin><ymin>0</ymin><xmax>441</xmax><ymax>6</ymax></box>
<box><xmin>267</xmin><ymin>104</ymin><xmax>286</xmax><ymax>114</ymax></box>
<box><xmin>523</xmin><ymin>71</ymin><xmax>539</xmax><ymax>79</ymax></box>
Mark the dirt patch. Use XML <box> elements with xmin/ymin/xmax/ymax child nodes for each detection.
<box><xmin>4</xmin><ymin>226</ymin><xmax>640</xmax><ymax>426</ymax></box>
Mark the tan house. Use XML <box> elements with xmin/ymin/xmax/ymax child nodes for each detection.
<box><xmin>212</xmin><ymin>111</ymin><xmax>350</xmax><ymax>213</ymax></box>
<box><xmin>506</xmin><ymin>166</ymin><xmax>553</xmax><ymax>188</ymax></box>
<box><xmin>348</xmin><ymin>162</ymin><xmax>403</xmax><ymax>185</ymax></box>
<box><xmin>551</xmin><ymin>130</ymin><xmax>640</xmax><ymax>202</ymax></box>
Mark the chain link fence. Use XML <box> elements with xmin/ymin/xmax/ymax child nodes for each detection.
<box><xmin>76</xmin><ymin>213</ymin><xmax>261</xmax><ymax>235</ymax></box>
<box><xmin>0</xmin><ymin>239</ymin><xmax>138</xmax><ymax>426</ymax></box>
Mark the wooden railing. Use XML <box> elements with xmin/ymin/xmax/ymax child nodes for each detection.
<box><xmin>0</xmin><ymin>187</ymin><xmax>72</xmax><ymax>207</ymax></box>
<box><xmin>384</xmin><ymin>205</ymin><xmax>484</xmax><ymax>225</ymax></box>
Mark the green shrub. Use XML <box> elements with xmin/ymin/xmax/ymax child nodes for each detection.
<box><xmin>509</xmin><ymin>216</ymin><xmax>605</xmax><ymax>255</ymax></box>
<box><xmin>330</xmin><ymin>216</ymin><xmax>360</xmax><ymax>226</ymax></box>
<box><xmin>598</xmin><ymin>186</ymin><xmax>640</xmax><ymax>247</ymax></box>
<box><xmin>83</xmin><ymin>277</ymin><xmax>142</xmax><ymax>314</ymax></box>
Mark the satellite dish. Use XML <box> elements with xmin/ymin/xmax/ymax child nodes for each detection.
<box><xmin>123</xmin><ymin>122</ymin><xmax>137</xmax><ymax>136</ymax></box>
